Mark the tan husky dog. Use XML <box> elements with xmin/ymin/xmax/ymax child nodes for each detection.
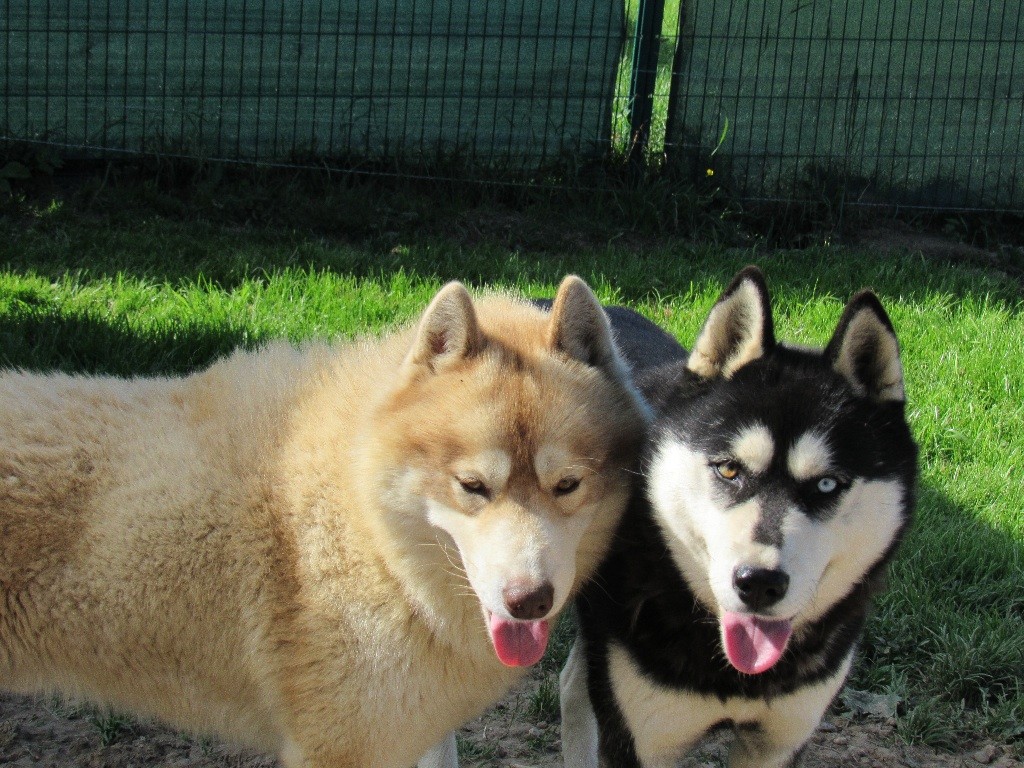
<box><xmin>0</xmin><ymin>276</ymin><xmax>646</xmax><ymax>768</ymax></box>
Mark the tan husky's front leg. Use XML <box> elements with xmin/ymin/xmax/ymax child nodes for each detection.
<box><xmin>417</xmin><ymin>732</ymin><xmax>458</xmax><ymax>768</ymax></box>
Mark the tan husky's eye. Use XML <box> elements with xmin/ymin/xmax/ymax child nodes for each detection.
<box><xmin>554</xmin><ymin>477</ymin><xmax>581</xmax><ymax>496</ymax></box>
<box><xmin>457</xmin><ymin>477</ymin><xmax>489</xmax><ymax>497</ymax></box>
<box><xmin>714</xmin><ymin>460</ymin><xmax>742</xmax><ymax>481</ymax></box>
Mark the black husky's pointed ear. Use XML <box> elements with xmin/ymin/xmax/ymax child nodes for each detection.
<box><xmin>825</xmin><ymin>291</ymin><xmax>905</xmax><ymax>402</ymax></box>
<box><xmin>405</xmin><ymin>281</ymin><xmax>483</xmax><ymax>372</ymax></box>
<box><xmin>547</xmin><ymin>275</ymin><xmax>622</xmax><ymax>377</ymax></box>
<box><xmin>688</xmin><ymin>266</ymin><xmax>775</xmax><ymax>379</ymax></box>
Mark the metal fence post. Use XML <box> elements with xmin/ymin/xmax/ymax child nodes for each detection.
<box><xmin>626</xmin><ymin>0</ymin><xmax>666</xmax><ymax>167</ymax></box>
<box><xmin>662</xmin><ymin>0</ymin><xmax>688</xmax><ymax>166</ymax></box>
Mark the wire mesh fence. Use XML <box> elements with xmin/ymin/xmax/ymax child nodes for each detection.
<box><xmin>1</xmin><ymin>0</ymin><xmax>624</xmax><ymax>166</ymax></box>
<box><xmin>1</xmin><ymin>0</ymin><xmax>1022</xmax><ymax>212</ymax></box>
<box><xmin>663</xmin><ymin>0</ymin><xmax>1024</xmax><ymax>212</ymax></box>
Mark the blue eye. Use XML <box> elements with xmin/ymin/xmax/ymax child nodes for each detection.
<box><xmin>817</xmin><ymin>477</ymin><xmax>838</xmax><ymax>494</ymax></box>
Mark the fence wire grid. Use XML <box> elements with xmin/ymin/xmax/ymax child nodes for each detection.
<box><xmin>2</xmin><ymin>0</ymin><xmax>1022</xmax><ymax>212</ymax></box>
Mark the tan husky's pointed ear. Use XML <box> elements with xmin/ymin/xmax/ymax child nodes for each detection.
<box><xmin>546</xmin><ymin>275</ymin><xmax>620</xmax><ymax>376</ymax></box>
<box><xmin>688</xmin><ymin>266</ymin><xmax>775</xmax><ymax>379</ymax></box>
<box><xmin>406</xmin><ymin>281</ymin><xmax>483</xmax><ymax>373</ymax></box>
<box><xmin>825</xmin><ymin>290</ymin><xmax>905</xmax><ymax>402</ymax></box>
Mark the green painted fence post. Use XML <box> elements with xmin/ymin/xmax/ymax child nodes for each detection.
<box><xmin>626</xmin><ymin>0</ymin><xmax>666</xmax><ymax>168</ymax></box>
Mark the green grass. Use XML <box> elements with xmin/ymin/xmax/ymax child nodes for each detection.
<box><xmin>1</xmin><ymin>191</ymin><xmax>1022</xmax><ymax>752</ymax></box>
<box><xmin>90</xmin><ymin>709</ymin><xmax>135</xmax><ymax>746</ymax></box>
<box><xmin>41</xmin><ymin>698</ymin><xmax>135</xmax><ymax>746</ymax></box>
<box><xmin>456</xmin><ymin>734</ymin><xmax>500</xmax><ymax>763</ymax></box>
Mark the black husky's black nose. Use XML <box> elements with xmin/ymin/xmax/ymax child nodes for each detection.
<box><xmin>503</xmin><ymin>581</ymin><xmax>554</xmax><ymax>620</ymax></box>
<box><xmin>733</xmin><ymin>566</ymin><xmax>790</xmax><ymax>611</ymax></box>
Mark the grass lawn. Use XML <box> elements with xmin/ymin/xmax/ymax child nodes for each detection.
<box><xmin>0</xmin><ymin>185</ymin><xmax>1021</xmax><ymax>751</ymax></box>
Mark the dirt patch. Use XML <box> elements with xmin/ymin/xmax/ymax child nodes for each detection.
<box><xmin>2</xmin><ymin>676</ymin><xmax>1018</xmax><ymax>768</ymax></box>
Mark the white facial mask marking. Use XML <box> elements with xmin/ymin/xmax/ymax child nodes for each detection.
<box><xmin>788</xmin><ymin>431</ymin><xmax>833</xmax><ymax>482</ymax></box>
<box><xmin>730</xmin><ymin>423</ymin><xmax>774</xmax><ymax>475</ymax></box>
<box><xmin>788</xmin><ymin>478</ymin><xmax>905</xmax><ymax>624</ymax></box>
<box><xmin>426</xmin><ymin>498</ymin><xmax>590</xmax><ymax>620</ymax></box>
<box><xmin>648</xmin><ymin>435</ymin><xmax>906</xmax><ymax>626</ymax></box>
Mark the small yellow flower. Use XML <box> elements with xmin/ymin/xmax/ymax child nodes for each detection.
<box><xmin>706</xmin><ymin>168</ymin><xmax>715</xmax><ymax>177</ymax></box>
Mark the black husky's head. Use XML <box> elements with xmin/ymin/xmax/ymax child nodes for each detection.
<box><xmin>644</xmin><ymin>267</ymin><xmax>917</xmax><ymax>674</ymax></box>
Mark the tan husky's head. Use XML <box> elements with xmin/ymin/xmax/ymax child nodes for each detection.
<box><xmin>374</xmin><ymin>277</ymin><xmax>646</xmax><ymax>666</ymax></box>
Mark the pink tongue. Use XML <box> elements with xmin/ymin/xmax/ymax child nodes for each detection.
<box><xmin>721</xmin><ymin>612</ymin><xmax>792</xmax><ymax>674</ymax></box>
<box><xmin>487</xmin><ymin>614</ymin><xmax>550</xmax><ymax>667</ymax></box>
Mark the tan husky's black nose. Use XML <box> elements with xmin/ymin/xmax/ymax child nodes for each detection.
<box><xmin>503</xmin><ymin>581</ymin><xmax>554</xmax><ymax>620</ymax></box>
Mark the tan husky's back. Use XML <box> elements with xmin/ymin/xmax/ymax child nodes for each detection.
<box><xmin>0</xmin><ymin>343</ymin><xmax>317</xmax><ymax>743</ymax></box>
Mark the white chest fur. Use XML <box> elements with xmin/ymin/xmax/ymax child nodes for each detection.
<box><xmin>607</xmin><ymin>643</ymin><xmax>852</xmax><ymax>768</ymax></box>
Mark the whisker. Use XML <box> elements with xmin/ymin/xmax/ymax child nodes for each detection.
<box><xmin>443</xmin><ymin>569</ymin><xmax>471</xmax><ymax>585</ymax></box>
<box><xmin>432</xmin><ymin>534</ymin><xmax>468</xmax><ymax>573</ymax></box>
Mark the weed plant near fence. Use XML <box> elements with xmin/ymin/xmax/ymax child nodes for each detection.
<box><xmin>1</xmin><ymin>0</ymin><xmax>1022</xmax><ymax>212</ymax></box>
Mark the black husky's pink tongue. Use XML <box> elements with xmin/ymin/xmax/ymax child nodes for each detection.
<box><xmin>487</xmin><ymin>614</ymin><xmax>550</xmax><ymax>667</ymax></box>
<box><xmin>722</xmin><ymin>612</ymin><xmax>792</xmax><ymax>674</ymax></box>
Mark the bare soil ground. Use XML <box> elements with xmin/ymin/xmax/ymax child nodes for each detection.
<box><xmin>2</xmin><ymin>673</ymin><xmax>1019</xmax><ymax>768</ymax></box>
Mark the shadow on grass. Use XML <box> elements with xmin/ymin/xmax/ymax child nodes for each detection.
<box><xmin>851</xmin><ymin>483</ymin><xmax>1024</xmax><ymax>747</ymax></box>
<box><xmin>0</xmin><ymin>308</ymin><xmax>261</xmax><ymax>376</ymax></box>
<box><xmin>1</xmin><ymin>214</ymin><xmax>1022</xmax><ymax>315</ymax></box>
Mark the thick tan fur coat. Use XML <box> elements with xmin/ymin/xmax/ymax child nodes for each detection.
<box><xmin>0</xmin><ymin>277</ymin><xmax>646</xmax><ymax>768</ymax></box>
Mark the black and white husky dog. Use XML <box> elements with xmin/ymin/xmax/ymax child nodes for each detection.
<box><xmin>560</xmin><ymin>267</ymin><xmax>918</xmax><ymax>768</ymax></box>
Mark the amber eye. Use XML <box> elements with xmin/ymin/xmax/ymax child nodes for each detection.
<box><xmin>554</xmin><ymin>477</ymin><xmax>581</xmax><ymax>496</ymax></box>
<box><xmin>458</xmin><ymin>477</ymin><xmax>488</xmax><ymax>497</ymax></box>
<box><xmin>714</xmin><ymin>460</ymin><xmax>742</xmax><ymax>481</ymax></box>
